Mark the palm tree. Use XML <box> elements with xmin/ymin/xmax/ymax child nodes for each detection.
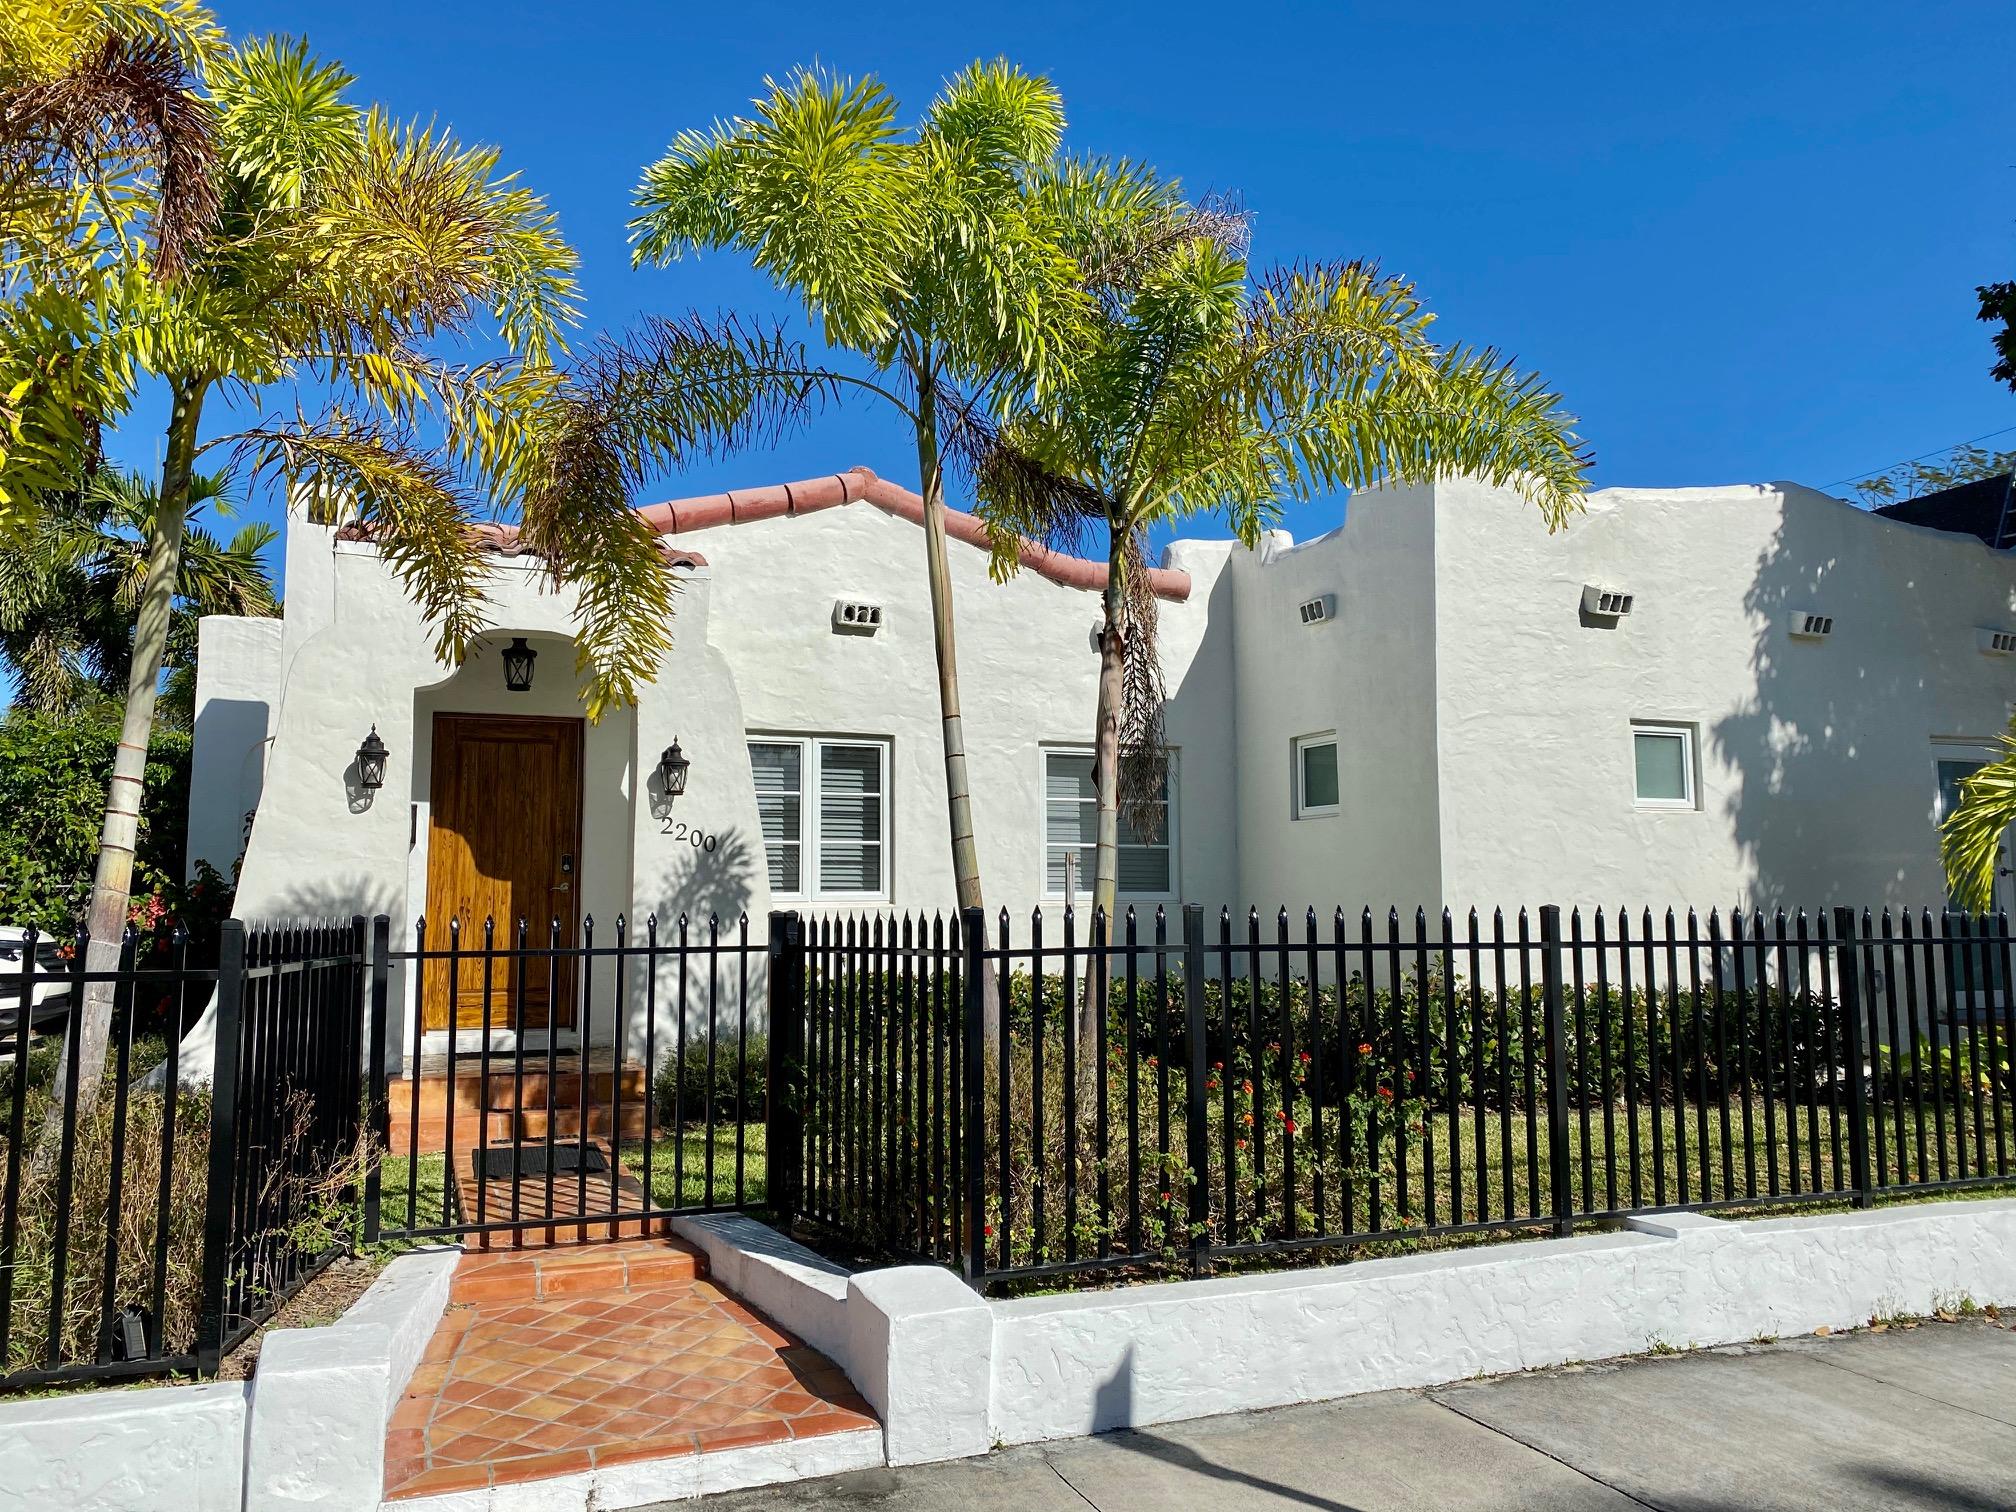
<box><xmin>974</xmin><ymin>207</ymin><xmax>1592</xmax><ymax>930</ymax></box>
<box><xmin>1</xmin><ymin>5</ymin><xmax>673</xmax><ymax>1116</ymax></box>
<box><xmin>1944</xmin><ymin>753</ymin><xmax>2016</xmax><ymax>913</ymax></box>
<box><xmin>0</xmin><ymin>467</ymin><xmax>275</xmax><ymax>723</ymax></box>
<box><xmin>627</xmin><ymin>61</ymin><xmax>1095</xmax><ymax>914</ymax></box>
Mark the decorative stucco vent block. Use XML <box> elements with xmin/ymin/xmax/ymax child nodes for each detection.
<box><xmin>1297</xmin><ymin>594</ymin><xmax>1335</xmax><ymax>626</ymax></box>
<box><xmin>1979</xmin><ymin>627</ymin><xmax>2016</xmax><ymax>656</ymax></box>
<box><xmin>831</xmin><ymin>601</ymin><xmax>884</xmax><ymax>635</ymax></box>
<box><xmin>1788</xmin><ymin>610</ymin><xmax>1834</xmax><ymax>641</ymax></box>
<box><xmin>1580</xmin><ymin>584</ymin><xmax>1633</xmax><ymax>619</ymax></box>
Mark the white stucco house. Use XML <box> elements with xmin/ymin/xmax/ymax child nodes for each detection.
<box><xmin>187</xmin><ymin>463</ymin><xmax>2016</xmax><ymax>1059</ymax></box>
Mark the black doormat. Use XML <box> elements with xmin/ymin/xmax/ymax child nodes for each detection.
<box><xmin>473</xmin><ymin>1142</ymin><xmax>610</xmax><ymax>1181</ymax></box>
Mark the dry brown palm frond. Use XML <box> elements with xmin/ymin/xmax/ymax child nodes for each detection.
<box><xmin>0</xmin><ymin>31</ymin><xmax>219</xmax><ymax>279</ymax></box>
<box><xmin>1117</xmin><ymin>527</ymin><xmax>1168</xmax><ymax>843</ymax></box>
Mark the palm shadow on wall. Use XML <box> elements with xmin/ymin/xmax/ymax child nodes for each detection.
<box><xmin>1708</xmin><ymin>489</ymin><xmax>1961</xmax><ymax>915</ymax></box>
<box><xmin>631</xmin><ymin>824</ymin><xmax>761</xmax><ymax>1058</ymax></box>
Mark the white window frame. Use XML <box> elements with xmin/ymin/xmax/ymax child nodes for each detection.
<box><xmin>1293</xmin><ymin>731</ymin><xmax>1340</xmax><ymax>820</ymax></box>
<box><xmin>1630</xmin><ymin>722</ymin><xmax>1697</xmax><ymax>810</ymax></box>
<box><xmin>1039</xmin><ymin>745</ymin><xmax>1180</xmax><ymax>902</ymax></box>
<box><xmin>747</xmin><ymin>735</ymin><xmax>892</xmax><ymax>902</ymax></box>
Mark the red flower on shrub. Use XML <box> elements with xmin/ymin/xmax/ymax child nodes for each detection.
<box><xmin>1377</xmin><ymin>1086</ymin><xmax>1393</xmax><ymax>1100</ymax></box>
<box><xmin>1242</xmin><ymin>1112</ymin><xmax>1255</xmax><ymax>1126</ymax></box>
<box><xmin>1241</xmin><ymin>1080</ymin><xmax>1253</xmax><ymax>1096</ymax></box>
<box><xmin>1298</xmin><ymin>1051</ymin><xmax>1311</xmax><ymax>1063</ymax></box>
<box><xmin>1357</xmin><ymin>1042</ymin><xmax>1372</xmax><ymax>1055</ymax></box>
<box><xmin>984</xmin><ymin>1224</ymin><xmax>995</xmax><ymax>1237</ymax></box>
<box><xmin>1212</xmin><ymin>1060</ymin><xmax>1224</xmax><ymax>1071</ymax></box>
<box><xmin>1205</xmin><ymin>1078</ymin><xmax>1218</xmax><ymax>1091</ymax></box>
<box><xmin>1283</xmin><ymin>1117</ymin><xmax>1298</xmax><ymax>1134</ymax></box>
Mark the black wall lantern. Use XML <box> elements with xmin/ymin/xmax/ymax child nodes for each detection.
<box><xmin>502</xmin><ymin>636</ymin><xmax>538</xmax><ymax>692</ymax></box>
<box><xmin>356</xmin><ymin>726</ymin><xmax>388</xmax><ymax>790</ymax></box>
<box><xmin>657</xmin><ymin>737</ymin><xmax>690</xmax><ymax>802</ymax></box>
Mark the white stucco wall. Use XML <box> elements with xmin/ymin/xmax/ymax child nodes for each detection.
<box><xmin>0</xmin><ymin>1379</ymin><xmax>249</xmax><ymax>1512</ymax></box>
<box><xmin>1224</xmin><ymin>484</ymin><xmax>1445</xmax><ymax>916</ymax></box>
<box><xmin>186</xmin><ymin>615</ymin><xmax>284</xmax><ymax>877</ymax></box>
<box><xmin>692</xmin><ymin>501</ymin><xmax>1239</xmax><ymax>929</ymax></box>
<box><xmin>232</xmin><ymin>519</ymin><xmax>762</xmax><ymax>1065</ymax></box>
<box><xmin>211</xmin><ymin>470</ymin><xmax>2016</xmax><ymax>1059</ymax></box>
<box><xmin>1430</xmin><ymin>479</ymin><xmax>2016</xmax><ymax>914</ymax></box>
<box><xmin>984</xmin><ymin>1200</ymin><xmax>2016</xmax><ymax>1446</ymax></box>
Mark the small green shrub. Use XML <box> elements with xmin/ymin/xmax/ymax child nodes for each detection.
<box><xmin>654</xmin><ymin>1032</ymin><xmax>767</xmax><ymax>1127</ymax></box>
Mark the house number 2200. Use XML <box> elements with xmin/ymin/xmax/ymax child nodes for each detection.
<box><xmin>662</xmin><ymin>818</ymin><xmax>718</xmax><ymax>851</ymax></box>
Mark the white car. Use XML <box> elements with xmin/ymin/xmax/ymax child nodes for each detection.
<box><xmin>0</xmin><ymin>926</ymin><xmax>74</xmax><ymax>1037</ymax></box>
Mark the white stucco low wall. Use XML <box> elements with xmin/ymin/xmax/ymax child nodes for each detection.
<box><xmin>0</xmin><ymin>1378</ymin><xmax>249</xmax><ymax>1512</ymax></box>
<box><xmin>244</xmin><ymin>1248</ymin><xmax>459</xmax><ymax>1512</ymax></box>
<box><xmin>985</xmin><ymin>1199</ymin><xmax>2016</xmax><ymax>1446</ymax></box>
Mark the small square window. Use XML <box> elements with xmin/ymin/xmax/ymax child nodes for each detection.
<box><xmin>1294</xmin><ymin>734</ymin><xmax>1339</xmax><ymax>818</ymax></box>
<box><xmin>1632</xmin><ymin>724</ymin><xmax>1695</xmax><ymax>808</ymax></box>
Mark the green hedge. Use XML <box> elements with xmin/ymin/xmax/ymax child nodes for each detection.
<box><xmin>0</xmin><ymin>710</ymin><xmax>193</xmax><ymax>934</ymax></box>
<box><xmin>819</xmin><ymin>964</ymin><xmax>1937</xmax><ymax>1112</ymax></box>
<box><xmin>653</xmin><ymin>1031</ymin><xmax>768</xmax><ymax>1127</ymax></box>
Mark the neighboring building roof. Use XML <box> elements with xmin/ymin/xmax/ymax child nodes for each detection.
<box><xmin>1872</xmin><ymin>473</ymin><xmax>2016</xmax><ymax>549</ymax></box>
<box><xmin>338</xmin><ymin>465</ymin><xmax>1194</xmax><ymax>602</ymax></box>
<box><xmin>633</xmin><ymin>465</ymin><xmax>1192</xmax><ymax>602</ymax></box>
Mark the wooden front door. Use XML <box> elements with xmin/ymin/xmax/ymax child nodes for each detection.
<box><xmin>423</xmin><ymin>713</ymin><xmax>583</xmax><ymax>1032</ymax></box>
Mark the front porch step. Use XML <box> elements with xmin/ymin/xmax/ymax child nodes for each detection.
<box><xmin>388</xmin><ymin>1105</ymin><xmax>653</xmax><ymax>1157</ymax></box>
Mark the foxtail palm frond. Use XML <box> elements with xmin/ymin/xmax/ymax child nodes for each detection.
<box><xmin>237</xmin><ymin>413</ymin><xmax>490</xmax><ymax>663</ymax></box>
<box><xmin>569</xmin><ymin>313</ymin><xmax>849</xmax><ymax>481</ymax></box>
<box><xmin>633</xmin><ymin>68</ymin><xmax>911</xmax><ymax>352</ymax></box>
<box><xmin>1945</xmin><ymin>740</ymin><xmax>2016</xmax><ymax>913</ymax></box>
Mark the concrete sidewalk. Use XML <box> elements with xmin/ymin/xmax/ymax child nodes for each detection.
<box><xmin>675</xmin><ymin>1317</ymin><xmax>2016</xmax><ymax>1511</ymax></box>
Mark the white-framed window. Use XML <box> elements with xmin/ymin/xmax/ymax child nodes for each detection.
<box><xmin>1294</xmin><ymin>732</ymin><xmax>1340</xmax><ymax>819</ymax></box>
<box><xmin>748</xmin><ymin>736</ymin><xmax>890</xmax><ymax>899</ymax></box>
<box><xmin>1631</xmin><ymin>723</ymin><xmax>1696</xmax><ymax>809</ymax></box>
<box><xmin>1042</xmin><ymin>747</ymin><xmax>1177</xmax><ymax>899</ymax></box>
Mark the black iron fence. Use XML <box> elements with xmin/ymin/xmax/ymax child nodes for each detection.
<box><xmin>788</xmin><ymin>913</ymin><xmax>965</xmax><ymax>1262</ymax></box>
<box><xmin>766</xmin><ymin>903</ymin><xmax>2016</xmax><ymax>1289</ymax></box>
<box><xmin>11</xmin><ymin>894</ymin><xmax>2012</xmax><ymax>1389</ymax></box>
<box><xmin>0</xmin><ymin>920</ymin><xmax>365</xmax><ymax>1390</ymax></box>
<box><xmin>364</xmin><ymin>912</ymin><xmax>770</xmax><ymax>1247</ymax></box>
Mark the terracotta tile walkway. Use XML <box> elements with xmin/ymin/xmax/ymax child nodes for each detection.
<box><xmin>385</xmin><ymin>1239</ymin><xmax>877</xmax><ymax>1501</ymax></box>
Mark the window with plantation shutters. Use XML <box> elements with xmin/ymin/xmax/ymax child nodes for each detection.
<box><xmin>817</xmin><ymin>742</ymin><xmax>883</xmax><ymax>894</ymax></box>
<box><xmin>1043</xmin><ymin>748</ymin><xmax>1175</xmax><ymax>899</ymax></box>
<box><xmin>748</xmin><ymin>742</ymin><xmax>802</xmax><ymax>893</ymax></box>
<box><xmin>747</xmin><ymin>737</ymin><xmax>890</xmax><ymax>900</ymax></box>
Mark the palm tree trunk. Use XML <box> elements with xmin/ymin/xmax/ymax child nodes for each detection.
<box><xmin>1083</xmin><ymin>527</ymin><xmax>1126</xmax><ymax>1051</ymax></box>
<box><xmin>42</xmin><ymin>378</ymin><xmax>206</xmax><ymax>1132</ymax></box>
<box><xmin>911</xmin><ymin>373</ymin><xmax>984</xmax><ymax>914</ymax></box>
<box><xmin>1090</xmin><ymin>528</ymin><xmax>1127</xmax><ymax>923</ymax></box>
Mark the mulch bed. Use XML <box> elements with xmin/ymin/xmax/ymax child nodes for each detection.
<box><xmin>216</xmin><ymin>1253</ymin><xmax>385</xmax><ymax>1381</ymax></box>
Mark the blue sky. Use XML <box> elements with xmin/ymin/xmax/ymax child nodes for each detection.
<box><xmin>113</xmin><ymin>1</ymin><xmax>2016</xmax><ymax>555</ymax></box>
